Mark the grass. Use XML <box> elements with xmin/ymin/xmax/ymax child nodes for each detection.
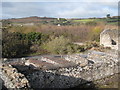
<box><xmin>72</xmin><ymin>18</ymin><xmax>119</xmax><ymax>26</ymax></box>
<box><xmin>107</xmin><ymin>22</ymin><xmax>118</xmax><ymax>25</ymax></box>
<box><xmin>73</xmin><ymin>19</ymin><xmax>94</xmax><ymax>22</ymax></box>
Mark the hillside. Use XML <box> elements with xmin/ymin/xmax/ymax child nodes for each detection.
<box><xmin>6</xmin><ymin>16</ymin><xmax>57</xmax><ymax>23</ymax></box>
<box><xmin>2</xmin><ymin>16</ymin><xmax>119</xmax><ymax>26</ymax></box>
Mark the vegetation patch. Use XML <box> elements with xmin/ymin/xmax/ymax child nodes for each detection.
<box><xmin>1</xmin><ymin>17</ymin><xmax>118</xmax><ymax>58</ymax></box>
<box><xmin>42</xmin><ymin>36</ymin><xmax>84</xmax><ymax>54</ymax></box>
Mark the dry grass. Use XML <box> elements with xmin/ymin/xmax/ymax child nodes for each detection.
<box><xmin>36</xmin><ymin>24</ymin><xmax>106</xmax><ymax>42</ymax></box>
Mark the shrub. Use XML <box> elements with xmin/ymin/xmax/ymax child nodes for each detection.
<box><xmin>42</xmin><ymin>36</ymin><xmax>84</xmax><ymax>54</ymax></box>
<box><xmin>2</xmin><ymin>30</ymin><xmax>31</xmax><ymax>58</ymax></box>
<box><xmin>15</xmin><ymin>32</ymin><xmax>26</xmax><ymax>40</ymax></box>
<box><xmin>26</xmin><ymin>32</ymin><xmax>42</xmax><ymax>43</ymax></box>
<box><xmin>89</xmin><ymin>26</ymin><xmax>102</xmax><ymax>42</ymax></box>
<box><xmin>42</xmin><ymin>36</ymin><xmax>70</xmax><ymax>54</ymax></box>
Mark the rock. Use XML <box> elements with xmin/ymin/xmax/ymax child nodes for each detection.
<box><xmin>0</xmin><ymin>64</ymin><xmax>30</xmax><ymax>88</ymax></box>
<box><xmin>3</xmin><ymin>58</ymin><xmax>8</xmax><ymax>61</ymax></box>
<box><xmin>65</xmin><ymin>54</ymin><xmax>88</xmax><ymax>67</ymax></box>
<box><xmin>79</xmin><ymin>58</ymin><xmax>88</xmax><ymax>67</ymax></box>
<box><xmin>88</xmin><ymin>59</ymin><xmax>94</xmax><ymax>63</ymax></box>
<box><xmin>83</xmin><ymin>66</ymin><xmax>89</xmax><ymax>70</ymax></box>
<box><xmin>21</xmin><ymin>58</ymin><xmax>25</xmax><ymax>60</ymax></box>
<box><xmin>21</xmin><ymin>78</ymin><xmax>28</xmax><ymax>84</ymax></box>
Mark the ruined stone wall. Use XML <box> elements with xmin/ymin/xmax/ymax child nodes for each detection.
<box><xmin>25</xmin><ymin>50</ymin><xmax>119</xmax><ymax>88</ymax></box>
<box><xmin>100</xmin><ymin>29</ymin><xmax>119</xmax><ymax>50</ymax></box>
<box><xmin>26</xmin><ymin>64</ymin><xmax>118</xmax><ymax>88</ymax></box>
<box><xmin>0</xmin><ymin>64</ymin><xmax>30</xmax><ymax>88</ymax></box>
<box><xmin>0</xmin><ymin>50</ymin><xmax>119</xmax><ymax>89</ymax></box>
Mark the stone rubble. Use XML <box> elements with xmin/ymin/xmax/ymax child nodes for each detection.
<box><xmin>65</xmin><ymin>54</ymin><xmax>88</xmax><ymax>67</ymax></box>
<box><xmin>0</xmin><ymin>50</ymin><xmax>119</xmax><ymax>88</ymax></box>
<box><xmin>0</xmin><ymin>63</ymin><xmax>30</xmax><ymax>88</ymax></box>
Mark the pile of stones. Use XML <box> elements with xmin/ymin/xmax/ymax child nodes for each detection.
<box><xmin>0</xmin><ymin>63</ymin><xmax>30</xmax><ymax>88</ymax></box>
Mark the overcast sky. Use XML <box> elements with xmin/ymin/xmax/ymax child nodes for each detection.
<box><xmin>1</xmin><ymin>0</ymin><xmax>120</xmax><ymax>19</ymax></box>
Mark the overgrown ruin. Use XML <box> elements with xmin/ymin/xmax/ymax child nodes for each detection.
<box><xmin>0</xmin><ymin>29</ymin><xmax>119</xmax><ymax>89</ymax></box>
<box><xmin>0</xmin><ymin>49</ymin><xmax>119</xmax><ymax>89</ymax></box>
<box><xmin>100</xmin><ymin>29</ymin><xmax>119</xmax><ymax>50</ymax></box>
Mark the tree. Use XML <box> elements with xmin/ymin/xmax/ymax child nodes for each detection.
<box><xmin>106</xmin><ymin>14</ymin><xmax>110</xmax><ymax>18</ymax></box>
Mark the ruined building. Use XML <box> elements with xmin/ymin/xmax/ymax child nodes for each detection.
<box><xmin>100</xmin><ymin>29</ymin><xmax>119</xmax><ymax>50</ymax></box>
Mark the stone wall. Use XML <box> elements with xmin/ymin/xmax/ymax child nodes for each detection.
<box><xmin>100</xmin><ymin>29</ymin><xmax>119</xmax><ymax>50</ymax></box>
<box><xmin>0</xmin><ymin>63</ymin><xmax>30</xmax><ymax>88</ymax></box>
<box><xmin>0</xmin><ymin>50</ymin><xmax>119</xmax><ymax>89</ymax></box>
<box><xmin>26</xmin><ymin>65</ymin><xmax>118</xmax><ymax>88</ymax></box>
<box><xmin>23</xmin><ymin>50</ymin><xmax>119</xmax><ymax>88</ymax></box>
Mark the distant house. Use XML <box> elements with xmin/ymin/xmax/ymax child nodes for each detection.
<box><xmin>100</xmin><ymin>29</ymin><xmax>119</xmax><ymax>50</ymax></box>
<box><xmin>57</xmin><ymin>24</ymin><xmax>61</xmax><ymax>26</ymax></box>
<box><xmin>57</xmin><ymin>18</ymin><xmax>60</xmax><ymax>20</ymax></box>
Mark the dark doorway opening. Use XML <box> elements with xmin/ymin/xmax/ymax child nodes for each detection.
<box><xmin>111</xmin><ymin>39</ymin><xmax>116</xmax><ymax>45</ymax></box>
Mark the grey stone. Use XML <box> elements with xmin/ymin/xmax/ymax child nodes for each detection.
<box><xmin>100</xmin><ymin>29</ymin><xmax>119</xmax><ymax>50</ymax></box>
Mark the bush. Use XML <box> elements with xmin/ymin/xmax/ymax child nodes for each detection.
<box><xmin>42</xmin><ymin>36</ymin><xmax>70</xmax><ymax>54</ymax></box>
<box><xmin>42</xmin><ymin>36</ymin><xmax>84</xmax><ymax>54</ymax></box>
<box><xmin>15</xmin><ymin>32</ymin><xmax>26</xmax><ymax>40</ymax></box>
<box><xmin>89</xmin><ymin>26</ymin><xmax>102</xmax><ymax>42</ymax></box>
<box><xmin>26</xmin><ymin>32</ymin><xmax>42</xmax><ymax>43</ymax></box>
<box><xmin>13</xmin><ymin>32</ymin><xmax>49</xmax><ymax>45</ymax></box>
<box><xmin>2</xmin><ymin>30</ymin><xmax>31</xmax><ymax>58</ymax></box>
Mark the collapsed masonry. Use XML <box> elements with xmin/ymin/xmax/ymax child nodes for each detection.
<box><xmin>0</xmin><ymin>50</ymin><xmax>119</xmax><ymax>89</ymax></box>
<box><xmin>0</xmin><ymin>63</ymin><xmax>30</xmax><ymax>88</ymax></box>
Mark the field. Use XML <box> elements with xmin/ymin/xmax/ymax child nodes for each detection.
<box><xmin>72</xmin><ymin>18</ymin><xmax>119</xmax><ymax>25</ymax></box>
<box><xmin>73</xmin><ymin>19</ymin><xmax>94</xmax><ymax>22</ymax></box>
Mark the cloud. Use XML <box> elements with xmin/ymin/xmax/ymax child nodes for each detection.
<box><xmin>2</xmin><ymin>0</ymin><xmax>120</xmax><ymax>2</ymax></box>
<box><xmin>56</xmin><ymin>2</ymin><xmax>118</xmax><ymax>18</ymax></box>
<box><xmin>2</xmin><ymin>2</ymin><xmax>55</xmax><ymax>18</ymax></box>
<box><xmin>1</xmin><ymin>1</ymin><xmax>118</xmax><ymax>19</ymax></box>
<box><xmin>2</xmin><ymin>2</ymin><xmax>13</xmax><ymax>8</ymax></box>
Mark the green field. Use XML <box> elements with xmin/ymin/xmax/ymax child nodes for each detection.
<box><xmin>73</xmin><ymin>19</ymin><xmax>94</xmax><ymax>22</ymax></box>
<box><xmin>72</xmin><ymin>18</ymin><xmax>119</xmax><ymax>25</ymax></box>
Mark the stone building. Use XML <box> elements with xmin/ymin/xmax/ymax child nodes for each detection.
<box><xmin>100</xmin><ymin>29</ymin><xmax>119</xmax><ymax>50</ymax></box>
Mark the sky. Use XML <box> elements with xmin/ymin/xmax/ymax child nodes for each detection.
<box><xmin>1</xmin><ymin>0</ymin><xmax>120</xmax><ymax>19</ymax></box>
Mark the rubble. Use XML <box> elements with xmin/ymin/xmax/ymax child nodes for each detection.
<box><xmin>0</xmin><ymin>64</ymin><xmax>30</xmax><ymax>88</ymax></box>
<box><xmin>0</xmin><ymin>50</ymin><xmax>119</xmax><ymax>88</ymax></box>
